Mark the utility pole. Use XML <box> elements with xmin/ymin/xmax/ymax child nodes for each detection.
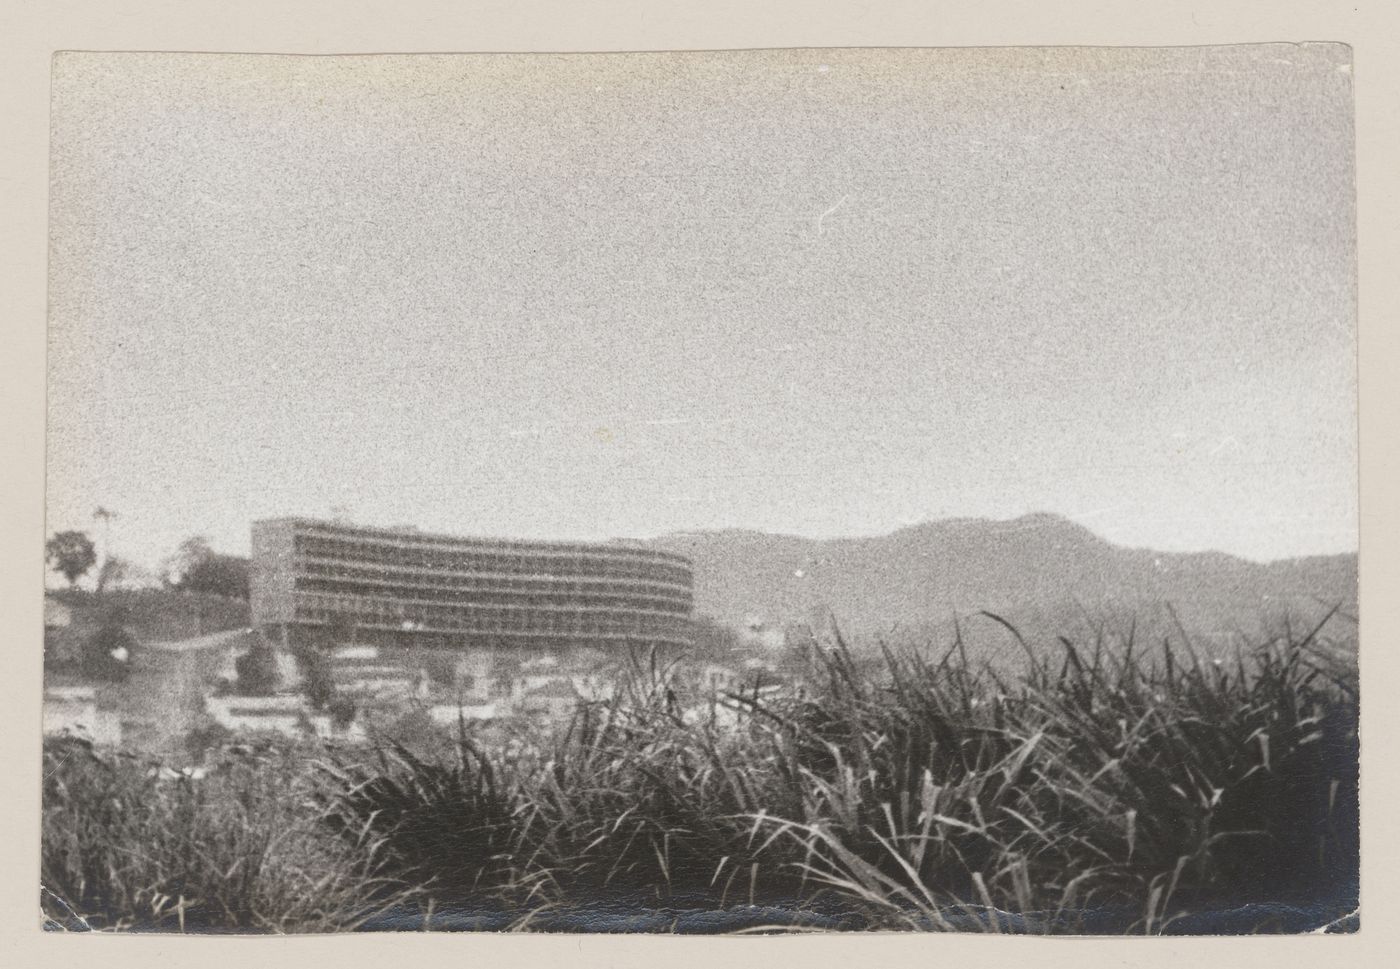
<box><xmin>93</xmin><ymin>506</ymin><xmax>118</xmax><ymax>594</ymax></box>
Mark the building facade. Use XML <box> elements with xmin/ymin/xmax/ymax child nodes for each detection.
<box><xmin>250</xmin><ymin>518</ymin><xmax>695</xmax><ymax>652</ymax></box>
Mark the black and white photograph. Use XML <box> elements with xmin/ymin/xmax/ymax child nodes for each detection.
<box><xmin>40</xmin><ymin>44</ymin><xmax>1359</xmax><ymax>935</ymax></box>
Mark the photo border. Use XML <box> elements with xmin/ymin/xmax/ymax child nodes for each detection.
<box><xmin>4</xmin><ymin>2</ymin><xmax>1396</xmax><ymax>966</ymax></box>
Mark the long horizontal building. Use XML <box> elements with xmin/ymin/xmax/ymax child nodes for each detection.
<box><xmin>250</xmin><ymin>517</ymin><xmax>695</xmax><ymax>652</ymax></box>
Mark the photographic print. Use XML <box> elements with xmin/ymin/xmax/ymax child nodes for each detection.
<box><xmin>42</xmin><ymin>45</ymin><xmax>1358</xmax><ymax>934</ymax></box>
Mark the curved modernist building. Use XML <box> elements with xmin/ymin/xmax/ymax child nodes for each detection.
<box><xmin>250</xmin><ymin>518</ymin><xmax>694</xmax><ymax>651</ymax></box>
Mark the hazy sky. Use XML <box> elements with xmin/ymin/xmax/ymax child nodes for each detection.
<box><xmin>47</xmin><ymin>46</ymin><xmax>1357</xmax><ymax>573</ymax></box>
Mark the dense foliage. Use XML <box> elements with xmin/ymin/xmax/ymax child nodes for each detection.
<box><xmin>79</xmin><ymin>624</ymin><xmax>137</xmax><ymax>682</ymax></box>
<box><xmin>42</xmin><ymin>739</ymin><xmax>417</xmax><ymax>932</ymax></box>
<box><xmin>234</xmin><ymin>643</ymin><xmax>280</xmax><ymax>696</ymax></box>
<box><xmin>46</xmin><ymin>531</ymin><xmax>98</xmax><ymax>587</ymax></box>
<box><xmin>164</xmin><ymin>537</ymin><xmax>251</xmax><ymax>600</ymax></box>
<box><xmin>42</xmin><ymin>615</ymin><xmax>1359</xmax><ymax>934</ymax></box>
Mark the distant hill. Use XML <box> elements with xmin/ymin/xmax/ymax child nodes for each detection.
<box><xmin>651</xmin><ymin>514</ymin><xmax>1357</xmax><ymax>651</ymax></box>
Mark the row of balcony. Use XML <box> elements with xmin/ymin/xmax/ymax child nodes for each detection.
<box><xmin>281</xmin><ymin>519</ymin><xmax>693</xmax><ymax>566</ymax></box>
<box><xmin>292</xmin><ymin>599</ymin><xmax>693</xmax><ymax>639</ymax></box>
<box><xmin>291</xmin><ymin>536</ymin><xmax>693</xmax><ymax>586</ymax></box>
<box><xmin>292</xmin><ymin>555</ymin><xmax>694</xmax><ymax>600</ymax></box>
<box><xmin>293</xmin><ymin>576</ymin><xmax>691</xmax><ymax>615</ymax></box>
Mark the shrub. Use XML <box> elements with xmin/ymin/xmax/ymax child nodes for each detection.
<box><xmin>419</xmin><ymin>650</ymin><xmax>461</xmax><ymax>688</ymax></box>
<box><xmin>182</xmin><ymin>721</ymin><xmax>233</xmax><ymax>763</ymax></box>
<box><xmin>81</xmin><ymin>624</ymin><xmax>137</xmax><ymax>682</ymax></box>
<box><xmin>327</xmin><ymin>695</ymin><xmax>358</xmax><ymax>730</ymax></box>
<box><xmin>290</xmin><ymin>643</ymin><xmax>337</xmax><ymax>711</ymax></box>
<box><xmin>234</xmin><ymin>644</ymin><xmax>279</xmax><ymax>696</ymax></box>
<box><xmin>318</xmin><ymin>738</ymin><xmax>518</xmax><ymax>899</ymax></box>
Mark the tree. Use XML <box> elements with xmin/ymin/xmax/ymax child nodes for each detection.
<box><xmin>163</xmin><ymin>536</ymin><xmax>251</xmax><ymax>600</ymax></box>
<box><xmin>234</xmin><ymin>643</ymin><xmax>280</xmax><ymax>696</ymax></box>
<box><xmin>326</xmin><ymin>695</ymin><xmax>357</xmax><ymax>730</ymax></box>
<box><xmin>47</xmin><ymin>531</ymin><xmax>97</xmax><ymax>588</ymax></box>
<box><xmin>94</xmin><ymin>555</ymin><xmax>131</xmax><ymax>595</ymax></box>
<box><xmin>291</xmin><ymin>641</ymin><xmax>337</xmax><ymax>710</ymax></box>
<box><xmin>182</xmin><ymin>553</ymin><xmax>250</xmax><ymax>600</ymax></box>
<box><xmin>82</xmin><ymin>623</ymin><xmax>136</xmax><ymax>681</ymax></box>
<box><xmin>303</xmin><ymin>652</ymin><xmax>336</xmax><ymax>711</ymax></box>
<box><xmin>164</xmin><ymin>536</ymin><xmax>215</xmax><ymax>585</ymax></box>
<box><xmin>92</xmin><ymin>506</ymin><xmax>119</xmax><ymax>575</ymax></box>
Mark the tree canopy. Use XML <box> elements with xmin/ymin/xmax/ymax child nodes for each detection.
<box><xmin>234</xmin><ymin>643</ymin><xmax>279</xmax><ymax>696</ymax></box>
<box><xmin>82</xmin><ymin>624</ymin><xmax>136</xmax><ymax>681</ymax></box>
<box><xmin>164</xmin><ymin>536</ymin><xmax>251</xmax><ymax>600</ymax></box>
<box><xmin>47</xmin><ymin>531</ymin><xmax>97</xmax><ymax>587</ymax></box>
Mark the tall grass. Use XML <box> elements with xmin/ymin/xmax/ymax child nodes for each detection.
<box><xmin>316</xmin><ymin>615</ymin><xmax>1358</xmax><ymax>933</ymax></box>
<box><xmin>744</xmin><ymin>613</ymin><xmax>1360</xmax><ymax>932</ymax></box>
<box><xmin>42</xmin><ymin>613</ymin><xmax>1359</xmax><ymax>933</ymax></box>
<box><xmin>41</xmin><ymin>737</ymin><xmax>419</xmax><ymax>932</ymax></box>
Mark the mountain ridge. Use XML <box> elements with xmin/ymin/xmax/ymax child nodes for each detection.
<box><xmin>647</xmin><ymin>513</ymin><xmax>1357</xmax><ymax>646</ymax></box>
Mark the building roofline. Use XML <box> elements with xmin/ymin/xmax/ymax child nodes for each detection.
<box><xmin>253</xmin><ymin>516</ymin><xmax>693</xmax><ymax>568</ymax></box>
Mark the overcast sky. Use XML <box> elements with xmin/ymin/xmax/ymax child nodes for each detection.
<box><xmin>47</xmin><ymin>46</ymin><xmax>1356</xmax><ymax>573</ymax></box>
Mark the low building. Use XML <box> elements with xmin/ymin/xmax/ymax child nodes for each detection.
<box><xmin>44</xmin><ymin>597</ymin><xmax>73</xmax><ymax>631</ymax></box>
<box><xmin>517</xmin><ymin>679</ymin><xmax>583</xmax><ymax>722</ymax></box>
<box><xmin>42</xmin><ymin>684</ymin><xmax>122</xmax><ymax>746</ymax></box>
<box><xmin>428</xmin><ymin>701</ymin><xmax>500</xmax><ymax>726</ymax></box>
<box><xmin>43</xmin><ymin>595</ymin><xmax>84</xmax><ymax>668</ymax></box>
<box><xmin>118</xmin><ymin>628</ymin><xmax>260</xmax><ymax>757</ymax></box>
<box><xmin>206</xmin><ymin>692</ymin><xmax>309</xmax><ymax>736</ymax></box>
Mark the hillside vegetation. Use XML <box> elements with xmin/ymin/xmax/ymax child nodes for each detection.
<box><xmin>49</xmin><ymin>588</ymin><xmax>251</xmax><ymax>643</ymax></box>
